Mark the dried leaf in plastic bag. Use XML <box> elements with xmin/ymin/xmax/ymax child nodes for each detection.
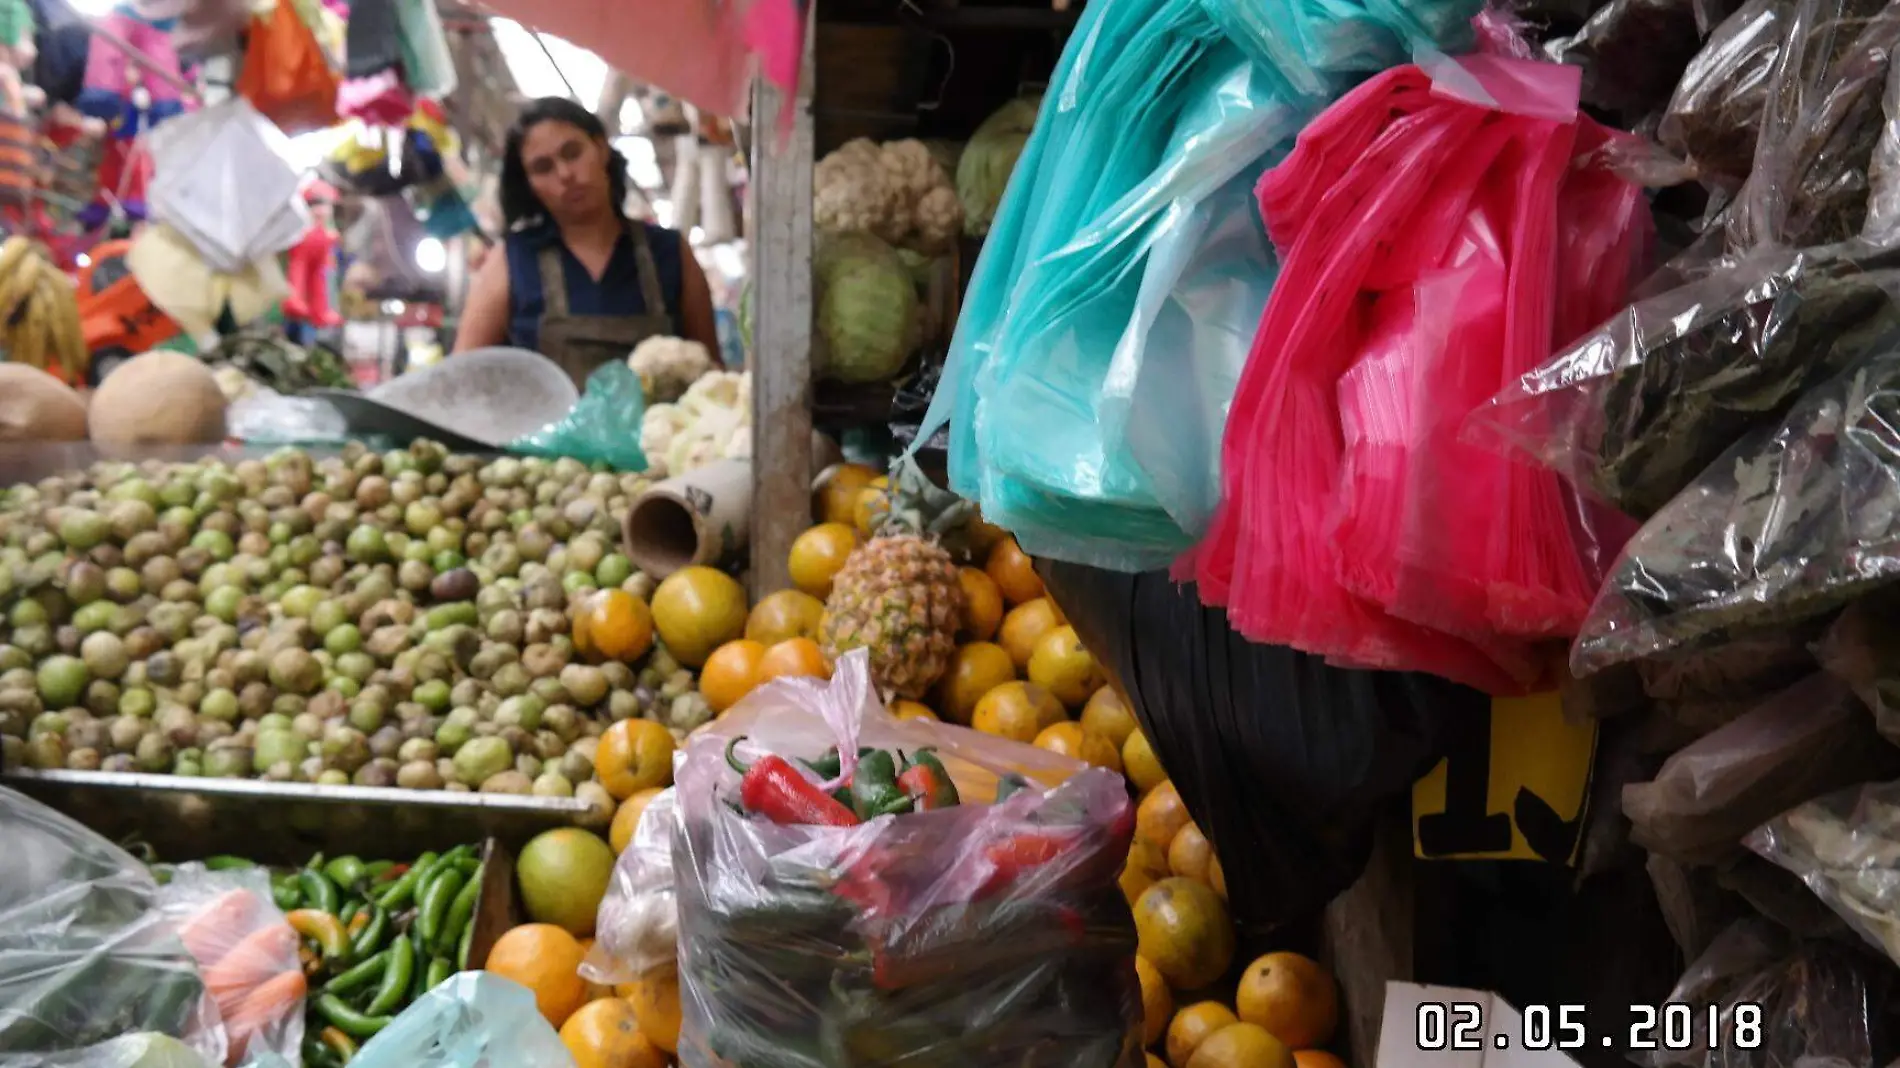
<box><xmin>1748</xmin><ymin>778</ymin><xmax>1900</xmax><ymax>967</ymax></box>
<box><xmin>0</xmin><ymin>786</ymin><xmax>224</xmax><ymax>1061</ymax></box>
<box><xmin>1571</xmin><ymin>339</ymin><xmax>1900</xmax><ymax>672</ymax></box>
<box><xmin>1548</xmin><ymin>0</ymin><xmax>1744</xmax><ymax>122</ymax></box>
<box><xmin>1655</xmin><ymin>0</ymin><xmax>1796</xmax><ymax>187</ymax></box>
<box><xmin>1815</xmin><ymin>588</ymin><xmax>1900</xmax><ymax>742</ymax></box>
<box><xmin>1637</xmin><ymin>918</ymin><xmax>1885</xmax><ymax>1068</ymax></box>
<box><xmin>1621</xmin><ymin>675</ymin><xmax>1900</xmax><ymax>863</ymax></box>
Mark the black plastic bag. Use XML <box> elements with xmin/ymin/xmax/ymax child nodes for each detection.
<box><xmin>1039</xmin><ymin>560</ymin><xmax>1466</xmax><ymax>935</ymax></box>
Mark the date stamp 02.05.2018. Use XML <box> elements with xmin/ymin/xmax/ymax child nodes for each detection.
<box><xmin>1415</xmin><ymin>1002</ymin><xmax>1766</xmax><ymax>1055</ymax></box>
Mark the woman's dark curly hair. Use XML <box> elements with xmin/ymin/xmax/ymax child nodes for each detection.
<box><xmin>499</xmin><ymin>97</ymin><xmax>631</xmax><ymax>229</ymax></box>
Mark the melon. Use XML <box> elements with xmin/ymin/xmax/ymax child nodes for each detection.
<box><xmin>88</xmin><ymin>352</ymin><xmax>228</xmax><ymax>445</ymax></box>
<box><xmin>0</xmin><ymin>365</ymin><xmax>87</xmax><ymax>441</ymax></box>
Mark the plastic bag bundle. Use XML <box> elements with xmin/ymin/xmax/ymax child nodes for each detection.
<box><xmin>0</xmin><ymin>786</ymin><xmax>223</xmax><ymax>1061</ymax></box>
<box><xmin>633</xmin><ymin>652</ymin><xmax>1141</xmax><ymax>1068</ymax></box>
<box><xmin>1571</xmin><ymin>339</ymin><xmax>1900</xmax><ymax>673</ymax></box>
<box><xmin>1177</xmin><ymin>57</ymin><xmax>1651</xmax><ymax>690</ymax></box>
<box><xmin>1621</xmin><ymin>674</ymin><xmax>1900</xmax><ymax>864</ymax></box>
<box><xmin>1637</xmin><ymin>918</ymin><xmax>1888</xmax><ymax>1068</ymax></box>
<box><xmin>1477</xmin><ymin>247</ymin><xmax>1900</xmax><ymax>521</ymax></box>
<box><xmin>918</xmin><ymin>0</ymin><xmax>1482</xmax><ymax>573</ymax></box>
<box><xmin>345</xmin><ymin>973</ymin><xmax>576</xmax><ymax>1068</ymax></box>
<box><xmin>506</xmin><ymin>361</ymin><xmax>649</xmax><ymax>471</ymax></box>
<box><xmin>153</xmin><ymin>866</ymin><xmax>304</xmax><ymax>1068</ymax></box>
<box><xmin>1748</xmin><ymin>779</ymin><xmax>1900</xmax><ymax>971</ymax></box>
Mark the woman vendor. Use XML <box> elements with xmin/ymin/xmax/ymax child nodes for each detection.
<box><xmin>453</xmin><ymin>96</ymin><xmax>721</xmax><ymax>384</ymax></box>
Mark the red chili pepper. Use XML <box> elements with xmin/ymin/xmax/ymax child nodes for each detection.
<box><xmin>896</xmin><ymin>763</ymin><xmax>955</xmax><ymax>810</ymax></box>
<box><xmin>984</xmin><ymin>833</ymin><xmax>1071</xmax><ymax>867</ymax></box>
<box><xmin>727</xmin><ymin>737</ymin><xmax>861</xmax><ymax>827</ymax></box>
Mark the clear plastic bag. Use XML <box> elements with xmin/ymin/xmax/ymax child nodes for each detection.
<box><xmin>583</xmin><ymin>788</ymin><xmax>681</xmax><ymax>984</ymax></box>
<box><xmin>0</xmin><ymin>785</ymin><xmax>223</xmax><ymax>1061</ymax></box>
<box><xmin>1748</xmin><ymin>778</ymin><xmax>1900</xmax><ymax>969</ymax></box>
<box><xmin>347</xmin><ymin>972</ymin><xmax>576</xmax><ymax>1068</ymax></box>
<box><xmin>1637</xmin><ymin>918</ymin><xmax>1887</xmax><ymax>1068</ymax></box>
<box><xmin>153</xmin><ymin>866</ymin><xmax>303</xmax><ymax>1068</ymax></box>
<box><xmin>226</xmin><ymin>390</ymin><xmax>350</xmax><ymax>446</ymax></box>
<box><xmin>1621</xmin><ymin>674</ymin><xmax>1900</xmax><ymax>864</ymax></box>
<box><xmin>1570</xmin><ymin>339</ymin><xmax>1900</xmax><ymax>672</ymax></box>
<box><xmin>1547</xmin><ymin>0</ymin><xmax>1743</xmax><ymax>123</ymax></box>
<box><xmin>661</xmin><ymin>651</ymin><xmax>1141</xmax><ymax>1068</ymax></box>
<box><xmin>1653</xmin><ymin>0</ymin><xmax>1794</xmax><ymax>189</ymax></box>
<box><xmin>918</xmin><ymin>0</ymin><xmax>1482</xmax><ymax>572</ymax></box>
<box><xmin>0</xmin><ymin>1034</ymin><xmax>222</xmax><ymax>1068</ymax></box>
<box><xmin>507</xmin><ymin>361</ymin><xmax>649</xmax><ymax>471</ymax></box>
<box><xmin>1815</xmin><ymin>590</ymin><xmax>1900</xmax><ymax>742</ymax></box>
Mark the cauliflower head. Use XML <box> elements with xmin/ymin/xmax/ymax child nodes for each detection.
<box><xmin>628</xmin><ymin>335</ymin><xmax>715</xmax><ymax>403</ymax></box>
<box><xmin>815</xmin><ymin>139</ymin><xmax>909</xmax><ymax>244</ymax></box>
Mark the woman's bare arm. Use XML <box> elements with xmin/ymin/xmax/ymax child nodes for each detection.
<box><xmin>453</xmin><ymin>248</ymin><xmax>512</xmax><ymax>353</ymax></box>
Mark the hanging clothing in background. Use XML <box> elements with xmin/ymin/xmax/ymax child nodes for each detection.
<box><xmin>393</xmin><ymin>0</ymin><xmax>455</xmax><ymax>98</ymax></box>
<box><xmin>28</xmin><ymin>0</ymin><xmax>90</xmax><ymax>106</ymax></box>
<box><xmin>78</xmin><ymin>1</ymin><xmax>190</xmax><ymax>135</ymax></box>
<box><xmin>339</xmin><ymin>0</ymin><xmax>411</xmax><ymax>123</ymax></box>
<box><xmin>234</xmin><ymin>0</ymin><xmax>338</xmax><ymax>132</ymax></box>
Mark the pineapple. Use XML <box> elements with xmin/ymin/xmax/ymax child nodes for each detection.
<box><xmin>819</xmin><ymin>458</ymin><xmax>971</xmax><ymax>699</ymax></box>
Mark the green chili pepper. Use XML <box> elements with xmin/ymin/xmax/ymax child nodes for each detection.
<box><xmin>313</xmin><ymin>994</ymin><xmax>391</xmax><ymax>1041</ymax></box>
<box><xmin>425</xmin><ymin>955</ymin><xmax>454</xmax><ymax>991</ymax></box>
<box><xmin>441</xmin><ymin>865</ymin><xmax>482</xmax><ymax>952</ymax></box>
<box><xmin>800</xmin><ymin>746</ymin><xmax>842</xmax><ymax>779</ymax></box>
<box><xmin>457</xmin><ymin>909</ymin><xmax>476</xmax><ymax>969</ymax></box>
<box><xmin>325</xmin><ymin>855</ymin><xmax>367</xmax><ymax>890</ymax></box>
<box><xmin>203</xmin><ymin>854</ymin><xmax>254</xmax><ymax>871</ymax></box>
<box><xmin>305</xmin><ymin>852</ymin><xmax>326</xmax><ymax>872</ymax></box>
<box><xmin>850</xmin><ymin>750</ymin><xmax>907</xmax><ymax>819</ymax></box>
<box><xmin>322</xmin><ymin>949</ymin><xmax>390</xmax><ymax>997</ymax></box>
<box><xmin>318</xmin><ymin>1026</ymin><xmax>359</xmax><ymax>1063</ymax></box>
<box><xmin>994</xmin><ymin>773</ymin><xmax>1030</xmax><ymax>803</ymax></box>
<box><xmin>302</xmin><ymin>1037</ymin><xmax>335</xmax><ymax>1068</ymax></box>
<box><xmin>365</xmin><ymin>936</ymin><xmax>414</xmax><ymax>1016</ymax></box>
<box><xmin>375</xmin><ymin>852</ymin><xmax>437</xmax><ymax>909</ymax></box>
<box><xmin>271</xmin><ymin>878</ymin><xmax>302</xmax><ymax>912</ymax></box>
<box><xmin>287</xmin><ymin>909</ymin><xmax>353</xmax><ymax>965</ymax></box>
<box><xmin>299</xmin><ymin>869</ymin><xmax>342</xmax><ymax>916</ymax></box>
<box><xmin>418</xmin><ymin>868</ymin><xmax>465</xmax><ymax>950</ymax></box>
<box><xmin>350</xmin><ymin>904</ymin><xmax>391</xmax><ymax>958</ymax></box>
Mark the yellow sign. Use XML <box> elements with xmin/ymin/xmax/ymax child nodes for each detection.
<box><xmin>1412</xmin><ymin>691</ymin><xmax>1598</xmax><ymax>864</ymax></box>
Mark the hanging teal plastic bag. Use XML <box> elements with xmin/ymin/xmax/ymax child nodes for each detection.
<box><xmin>508</xmin><ymin>361</ymin><xmax>649</xmax><ymax>470</ymax></box>
<box><xmin>918</xmin><ymin>0</ymin><xmax>1481</xmax><ymax>571</ymax></box>
<box><xmin>348</xmin><ymin>973</ymin><xmax>575</xmax><ymax>1068</ymax></box>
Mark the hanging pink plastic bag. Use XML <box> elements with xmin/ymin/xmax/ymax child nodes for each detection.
<box><xmin>661</xmin><ymin>651</ymin><xmax>1141</xmax><ymax>1068</ymax></box>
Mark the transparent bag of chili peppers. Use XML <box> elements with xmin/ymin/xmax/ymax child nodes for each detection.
<box><xmin>659</xmin><ymin>650</ymin><xmax>1143</xmax><ymax>1068</ymax></box>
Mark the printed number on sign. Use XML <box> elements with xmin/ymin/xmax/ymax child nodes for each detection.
<box><xmin>1412</xmin><ymin>691</ymin><xmax>1599</xmax><ymax>864</ymax></box>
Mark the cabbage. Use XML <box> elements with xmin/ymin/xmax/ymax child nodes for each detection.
<box><xmin>814</xmin><ymin>231</ymin><xmax>917</xmax><ymax>384</ymax></box>
<box><xmin>957</xmin><ymin>96</ymin><xmax>1039</xmax><ymax>236</ymax></box>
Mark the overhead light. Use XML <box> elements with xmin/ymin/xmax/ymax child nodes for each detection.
<box><xmin>652</xmin><ymin>199</ymin><xmax>674</xmax><ymax>228</ymax></box>
<box><xmin>415</xmin><ymin>237</ymin><xmax>447</xmax><ymax>274</ymax></box>
<box><xmin>689</xmin><ymin>226</ymin><xmax>705</xmax><ymax>246</ymax></box>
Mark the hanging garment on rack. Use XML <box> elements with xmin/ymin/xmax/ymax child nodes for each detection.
<box><xmin>337</xmin><ymin>68</ymin><xmax>411</xmax><ymax>126</ymax></box>
<box><xmin>28</xmin><ymin>0</ymin><xmax>89</xmax><ymax>106</ymax></box>
<box><xmin>77</xmin><ymin>2</ymin><xmax>189</xmax><ymax>134</ymax></box>
<box><xmin>344</xmin><ymin>0</ymin><xmax>402</xmax><ymax>80</ymax></box>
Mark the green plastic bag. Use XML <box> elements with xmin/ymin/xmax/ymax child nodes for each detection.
<box><xmin>507</xmin><ymin>361</ymin><xmax>649</xmax><ymax>470</ymax></box>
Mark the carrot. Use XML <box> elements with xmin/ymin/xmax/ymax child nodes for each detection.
<box><xmin>175</xmin><ymin>889</ymin><xmax>264</xmax><ymax>964</ymax></box>
<box><xmin>202</xmin><ymin>922</ymin><xmax>300</xmax><ymax>1010</ymax></box>
<box><xmin>221</xmin><ymin>969</ymin><xmax>307</xmax><ymax>1065</ymax></box>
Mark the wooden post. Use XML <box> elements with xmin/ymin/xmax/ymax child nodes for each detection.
<box><xmin>747</xmin><ymin>16</ymin><xmax>817</xmax><ymax>600</ymax></box>
<box><xmin>1320</xmin><ymin>808</ymin><xmax>1415</xmax><ymax>1065</ymax></box>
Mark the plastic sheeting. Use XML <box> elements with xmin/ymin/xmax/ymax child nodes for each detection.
<box><xmin>917</xmin><ymin>0</ymin><xmax>1481</xmax><ymax>572</ymax></box>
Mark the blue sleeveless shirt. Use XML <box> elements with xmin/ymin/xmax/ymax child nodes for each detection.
<box><xmin>504</xmin><ymin>220</ymin><xmax>686</xmax><ymax>353</ymax></box>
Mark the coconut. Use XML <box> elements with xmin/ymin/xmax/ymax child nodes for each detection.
<box><xmin>88</xmin><ymin>352</ymin><xmax>228</xmax><ymax>446</ymax></box>
<box><xmin>0</xmin><ymin>366</ymin><xmax>87</xmax><ymax>442</ymax></box>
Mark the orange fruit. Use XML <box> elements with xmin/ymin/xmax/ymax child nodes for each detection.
<box><xmin>1122</xmin><ymin>852</ymin><xmax>1164</xmax><ymax>907</ymax></box>
<box><xmin>1294</xmin><ymin>1052</ymin><xmax>1347</xmax><ymax>1068</ymax></box>
<box><xmin>985</xmin><ymin>536</ymin><xmax>1044</xmax><ymax>605</ymax></box>
<box><xmin>1209</xmin><ymin>855</ymin><xmax>1228</xmax><ymax>900</ymax></box>
<box><xmin>788</xmin><ymin>523</ymin><xmax>858</xmax><ymax>599</ymax></box>
<box><xmin>560</xmin><ymin>998</ymin><xmax>666</xmax><ymax>1068</ymax></box>
<box><xmin>971</xmin><ymin>680</ymin><xmax>1067</xmax><ymax>744</ymax></box>
<box><xmin>957</xmin><ymin>567</ymin><xmax>1005</xmax><ymax>641</ymax></box>
<box><xmin>574</xmin><ymin>589</ymin><xmax>655</xmax><ymax>663</ymax></box>
<box><xmin>699</xmin><ymin>639</ymin><xmax>767</xmax><ymax>714</ymax></box>
<box><xmin>1186</xmin><ymin>1023</ymin><xmax>1295</xmax><ymax>1068</ymax></box>
<box><xmin>1136</xmin><ymin>955</ymin><xmax>1173</xmax><ymax>1047</ymax></box>
<box><xmin>935</xmin><ymin>640</ymin><xmax>1016</xmax><ymax>724</ymax></box>
<box><xmin>998</xmin><ymin>598</ymin><xmax>1062</xmax><ymax>671</ymax></box>
<box><xmin>517</xmin><ymin>828</ymin><xmax>616</xmax><ymax>937</ymax></box>
<box><xmin>1033</xmin><ymin>721</ymin><xmax>1124</xmax><ymax>772</ymax></box>
<box><xmin>1167</xmin><ymin>1003</ymin><xmax>1239</xmax><ymax>1068</ymax></box>
<box><xmin>649</xmin><ymin>566</ymin><xmax>748</xmax><ymax>668</ymax></box>
<box><xmin>1136</xmin><ymin>781</ymin><xmax>1191</xmax><ymax>852</ymax></box>
<box><xmin>758</xmin><ymin>637</ymin><xmax>830</xmax><ymax>682</ymax></box>
<box><xmin>1149</xmin><ymin>1057</ymin><xmax>1168</xmax><ymax>1068</ymax></box>
<box><xmin>620</xmin><ymin>970</ymin><xmax>682</xmax><ymax>1054</ymax></box>
<box><xmin>485</xmin><ymin>923</ymin><xmax>589</xmax><ymax>1027</ymax></box>
<box><xmin>609</xmin><ymin>786</ymin><xmax>665</xmax><ymax>854</ymax></box>
<box><xmin>1124</xmin><ymin>730</ymin><xmax>1168</xmax><ymax>794</ymax></box>
<box><xmin>1028</xmin><ymin>624</ymin><xmax>1103</xmax><ymax>707</ymax></box>
<box><xmin>1236</xmin><ymin>952</ymin><xmax>1339</xmax><ymax>1050</ymax></box>
<box><xmin>1134</xmin><ymin>877</ymin><xmax>1235</xmax><ymax>991</ymax></box>
<box><xmin>1169</xmin><ymin>822</ymin><xmax>1214</xmax><ymax>883</ymax></box>
<box><xmin>813</xmin><ymin>462</ymin><xmax>880</xmax><ymax>526</ymax></box>
<box><xmin>967</xmin><ymin>510</ymin><xmax>1010</xmax><ymax>557</ymax></box>
<box><xmin>853</xmin><ymin>478</ymin><xmax>891</xmax><ymax>539</ymax></box>
<box><xmin>891</xmin><ymin>699</ymin><xmax>939</xmax><ymax>722</ymax></box>
<box><xmin>596</xmin><ymin>719</ymin><xmax>676</xmax><ymax>799</ymax></box>
<box><xmin>1081</xmin><ymin>686</ymin><xmax>1139</xmax><ymax>750</ymax></box>
<box><xmin>745</xmin><ymin>589</ymin><xmax>825</xmax><ymax>645</ymax></box>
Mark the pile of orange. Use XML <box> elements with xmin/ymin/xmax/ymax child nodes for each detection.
<box><xmin>485</xmin><ymin>921</ymin><xmax>684</xmax><ymax>1068</ymax></box>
